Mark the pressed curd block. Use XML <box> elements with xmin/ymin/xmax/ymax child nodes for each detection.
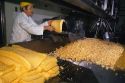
<box><xmin>0</xmin><ymin>45</ymin><xmax>59</xmax><ymax>83</ymax></box>
<box><xmin>0</xmin><ymin>50</ymin><xmax>31</xmax><ymax>70</ymax></box>
<box><xmin>51</xmin><ymin>20</ymin><xmax>64</xmax><ymax>33</ymax></box>
<box><xmin>0</xmin><ymin>62</ymin><xmax>15</xmax><ymax>76</ymax></box>
<box><xmin>38</xmin><ymin>55</ymin><xmax>58</xmax><ymax>71</ymax></box>
<box><xmin>1</xmin><ymin>46</ymin><xmax>47</xmax><ymax>69</ymax></box>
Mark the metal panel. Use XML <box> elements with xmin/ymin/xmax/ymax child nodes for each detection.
<box><xmin>0</xmin><ymin>0</ymin><xmax>6</xmax><ymax>47</ymax></box>
<box><xmin>62</xmin><ymin>0</ymin><xmax>110</xmax><ymax>18</ymax></box>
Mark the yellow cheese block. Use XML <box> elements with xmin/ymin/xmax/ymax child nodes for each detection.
<box><xmin>0</xmin><ymin>45</ymin><xmax>59</xmax><ymax>83</ymax></box>
<box><xmin>0</xmin><ymin>56</ymin><xmax>22</xmax><ymax>70</ymax></box>
<box><xmin>1</xmin><ymin>70</ymin><xmax>22</xmax><ymax>83</ymax></box>
<box><xmin>12</xmin><ymin>71</ymin><xmax>45</xmax><ymax>83</ymax></box>
<box><xmin>51</xmin><ymin>20</ymin><xmax>64</xmax><ymax>33</ymax></box>
<box><xmin>39</xmin><ymin>56</ymin><xmax>58</xmax><ymax>71</ymax></box>
<box><xmin>114</xmin><ymin>51</ymin><xmax>125</xmax><ymax>70</ymax></box>
<box><xmin>40</xmin><ymin>72</ymin><xmax>50</xmax><ymax>80</ymax></box>
<box><xmin>19</xmin><ymin>80</ymin><xmax>30</xmax><ymax>83</ymax></box>
<box><xmin>10</xmin><ymin>45</ymin><xmax>47</xmax><ymax>68</ymax></box>
<box><xmin>13</xmin><ymin>69</ymin><xmax>45</xmax><ymax>83</ymax></box>
<box><xmin>0</xmin><ymin>63</ymin><xmax>15</xmax><ymax>76</ymax></box>
<box><xmin>47</xmin><ymin>66</ymin><xmax>59</xmax><ymax>77</ymax></box>
<box><xmin>18</xmin><ymin>66</ymin><xmax>59</xmax><ymax>82</ymax></box>
<box><xmin>19</xmin><ymin>76</ymin><xmax>45</xmax><ymax>83</ymax></box>
<box><xmin>15</xmin><ymin>65</ymin><xmax>58</xmax><ymax>82</ymax></box>
<box><xmin>15</xmin><ymin>68</ymin><xmax>41</xmax><ymax>81</ymax></box>
<box><xmin>0</xmin><ymin>50</ymin><xmax>31</xmax><ymax>70</ymax></box>
<box><xmin>39</xmin><ymin>62</ymin><xmax>58</xmax><ymax>72</ymax></box>
<box><xmin>0</xmin><ymin>56</ymin><xmax>28</xmax><ymax>76</ymax></box>
<box><xmin>11</xmin><ymin>78</ymin><xmax>20</xmax><ymax>83</ymax></box>
<box><xmin>0</xmin><ymin>78</ymin><xmax>3</xmax><ymax>83</ymax></box>
<box><xmin>26</xmin><ymin>76</ymin><xmax>45</xmax><ymax>83</ymax></box>
<box><xmin>40</xmin><ymin>67</ymin><xmax>59</xmax><ymax>80</ymax></box>
<box><xmin>22</xmin><ymin>72</ymin><xmax>44</xmax><ymax>81</ymax></box>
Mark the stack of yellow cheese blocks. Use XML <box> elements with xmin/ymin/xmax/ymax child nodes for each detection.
<box><xmin>0</xmin><ymin>45</ymin><xmax>59</xmax><ymax>83</ymax></box>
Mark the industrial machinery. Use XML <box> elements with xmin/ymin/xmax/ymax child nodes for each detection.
<box><xmin>1</xmin><ymin>0</ymin><xmax>125</xmax><ymax>83</ymax></box>
<box><xmin>46</xmin><ymin>0</ymin><xmax>119</xmax><ymax>42</ymax></box>
<box><xmin>36</xmin><ymin>0</ymin><xmax>119</xmax><ymax>43</ymax></box>
<box><xmin>44</xmin><ymin>1</ymin><xmax>125</xmax><ymax>83</ymax></box>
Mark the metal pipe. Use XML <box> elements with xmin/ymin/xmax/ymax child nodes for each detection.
<box><xmin>103</xmin><ymin>0</ymin><xmax>108</xmax><ymax>10</ymax></box>
<box><xmin>111</xmin><ymin>0</ymin><xmax>115</xmax><ymax>16</ymax></box>
<box><xmin>0</xmin><ymin>0</ymin><xmax>6</xmax><ymax>47</ymax></box>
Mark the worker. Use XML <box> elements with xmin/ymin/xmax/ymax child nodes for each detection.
<box><xmin>10</xmin><ymin>2</ymin><xmax>53</xmax><ymax>43</ymax></box>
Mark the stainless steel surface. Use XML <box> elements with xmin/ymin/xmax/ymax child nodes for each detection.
<box><xmin>16</xmin><ymin>39</ymin><xmax>68</xmax><ymax>53</ymax></box>
<box><xmin>58</xmin><ymin>59</ymin><xmax>125</xmax><ymax>83</ymax></box>
<box><xmin>63</xmin><ymin>0</ymin><xmax>108</xmax><ymax>17</ymax></box>
<box><xmin>0</xmin><ymin>0</ymin><xmax>6</xmax><ymax>47</ymax></box>
<box><xmin>103</xmin><ymin>0</ymin><xmax>108</xmax><ymax>10</ymax></box>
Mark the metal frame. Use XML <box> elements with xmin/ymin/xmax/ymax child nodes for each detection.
<box><xmin>0</xmin><ymin>0</ymin><xmax>6</xmax><ymax>47</ymax></box>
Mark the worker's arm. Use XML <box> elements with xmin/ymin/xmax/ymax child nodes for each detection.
<box><xmin>19</xmin><ymin>16</ymin><xmax>49</xmax><ymax>35</ymax></box>
<box><xmin>43</xmin><ymin>20</ymin><xmax>54</xmax><ymax>31</ymax></box>
<box><xmin>40</xmin><ymin>21</ymin><xmax>54</xmax><ymax>31</ymax></box>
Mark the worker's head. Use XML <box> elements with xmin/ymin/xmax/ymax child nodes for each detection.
<box><xmin>20</xmin><ymin>2</ymin><xmax>34</xmax><ymax>16</ymax></box>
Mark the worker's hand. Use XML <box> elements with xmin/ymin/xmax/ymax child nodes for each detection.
<box><xmin>44</xmin><ymin>26</ymin><xmax>54</xmax><ymax>31</ymax></box>
<box><xmin>48</xmin><ymin>20</ymin><xmax>53</xmax><ymax>26</ymax></box>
